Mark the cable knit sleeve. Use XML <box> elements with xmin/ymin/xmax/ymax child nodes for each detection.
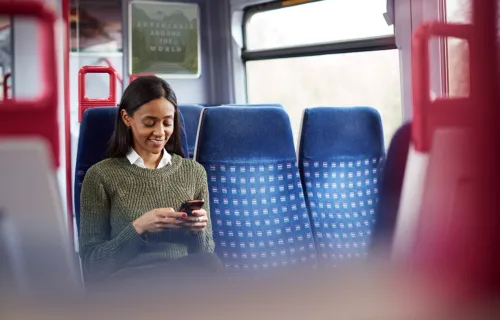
<box><xmin>78</xmin><ymin>165</ymin><xmax>147</xmax><ymax>280</ymax></box>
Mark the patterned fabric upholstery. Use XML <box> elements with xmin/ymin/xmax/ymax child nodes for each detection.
<box><xmin>74</xmin><ymin>108</ymin><xmax>116</xmax><ymax>231</ymax></box>
<box><xmin>195</xmin><ymin>107</ymin><xmax>318</xmax><ymax>271</ymax></box>
<box><xmin>178</xmin><ymin>104</ymin><xmax>204</xmax><ymax>157</ymax></box>
<box><xmin>74</xmin><ymin>107</ymin><xmax>189</xmax><ymax>231</ymax></box>
<box><xmin>298</xmin><ymin>107</ymin><xmax>385</xmax><ymax>266</ymax></box>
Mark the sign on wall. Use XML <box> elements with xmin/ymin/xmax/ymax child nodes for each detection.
<box><xmin>128</xmin><ymin>1</ymin><xmax>201</xmax><ymax>78</ymax></box>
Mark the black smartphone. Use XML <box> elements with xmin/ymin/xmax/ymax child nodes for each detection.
<box><xmin>179</xmin><ymin>199</ymin><xmax>205</xmax><ymax>216</ymax></box>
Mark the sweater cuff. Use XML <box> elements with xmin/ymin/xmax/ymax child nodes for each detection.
<box><xmin>115</xmin><ymin>223</ymin><xmax>148</xmax><ymax>251</ymax></box>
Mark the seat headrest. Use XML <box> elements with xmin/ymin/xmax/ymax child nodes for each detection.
<box><xmin>178</xmin><ymin>104</ymin><xmax>204</xmax><ymax>113</ymax></box>
<box><xmin>196</xmin><ymin>107</ymin><xmax>296</xmax><ymax>162</ymax></box>
<box><xmin>78</xmin><ymin>106</ymin><xmax>190</xmax><ymax>161</ymax></box>
<box><xmin>299</xmin><ymin>107</ymin><xmax>385</xmax><ymax>159</ymax></box>
<box><xmin>221</xmin><ymin>104</ymin><xmax>283</xmax><ymax>108</ymax></box>
<box><xmin>77</xmin><ymin>107</ymin><xmax>117</xmax><ymax>166</ymax></box>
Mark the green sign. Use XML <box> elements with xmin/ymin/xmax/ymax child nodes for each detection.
<box><xmin>128</xmin><ymin>1</ymin><xmax>200</xmax><ymax>78</ymax></box>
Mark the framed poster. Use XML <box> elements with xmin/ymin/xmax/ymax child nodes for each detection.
<box><xmin>128</xmin><ymin>1</ymin><xmax>201</xmax><ymax>78</ymax></box>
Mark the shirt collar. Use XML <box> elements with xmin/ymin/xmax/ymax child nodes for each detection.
<box><xmin>126</xmin><ymin>148</ymin><xmax>172</xmax><ymax>169</ymax></box>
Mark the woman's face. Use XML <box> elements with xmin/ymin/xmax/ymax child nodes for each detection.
<box><xmin>121</xmin><ymin>97</ymin><xmax>176</xmax><ymax>156</ymax></box>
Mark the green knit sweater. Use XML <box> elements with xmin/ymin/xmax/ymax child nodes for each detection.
<box><xmin>78</xmin><ymin>154</ymin><xmax>215</xmax><ymax>281</ymax></box>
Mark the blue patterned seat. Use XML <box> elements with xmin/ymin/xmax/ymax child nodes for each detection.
<box><xmin>178</xmin><ymin>104</ymin><xmax>204</xmax><ymax>158</ymax></box>
<box><xmin>74</xmin><ymin>107</ymin><xmax>189</xmax><ymax>231</ymax></box>
<box><xmin>195</xmin><ymin>107</ymin><xmax>318</xmax><ymax>272</ymax></box>
<box><xmin>298</xmin><ymin>107</ymin><xmax>385</xmax><ymax>266</ymax></box>
<box><xmin>221</xmin><ymin>104</ymin><xmax>283</xmax><ymax>108</ymax></box>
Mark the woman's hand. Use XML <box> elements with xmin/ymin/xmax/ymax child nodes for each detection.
<box><xmin>182</xmin><ymin>209</ymin><xmax>208</xmax><ymax>232</ymax></box>
<box><xmin>132</xmin><ymin>208</ymin><xmax>186</xmax><ymax>235</ymax></box>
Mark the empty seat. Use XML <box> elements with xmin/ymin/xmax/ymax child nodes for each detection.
<box><xmin>195</xmin><ymin>107</ymin><xmax>318</xmax><ymax>272</ymax></box>
<box><xmin>298</xmin><ymin>107</ymin><xmax>385</xmax><ymax>266</ymax></box>
<box><xmin>370</xmin><ymin>122</ymin><xmax>411</xmax><ymax>255</ymax></box>
<box><xmin>74</xmin><ymin>107</ymin><xmax>189</xmax><ymax>230</ymax></box>
<box><xmin>178</xmin><ymin>104</ymin><xmax>204</xmax><ymax>158</ymax></box>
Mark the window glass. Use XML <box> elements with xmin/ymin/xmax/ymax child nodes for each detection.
<box><xmin>246</xmin><ymin>49</ymin><xmax>403</xmax><ymax>147</ymax></box>
<box><xmin>70</xmin><ymin>0</ymin><xmax>122</xmax><ymax>53</ymax></box>
<box><xmin>445</xmin><ymin>0</ymin><xmax>471</xmax><ymax>97</ymax></box>
<box><xmin>245</xmin><ymin>0</ymin><xmax>393</xmax><ymax>51</ymax></box>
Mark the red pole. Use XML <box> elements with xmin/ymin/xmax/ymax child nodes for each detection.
<box><xmin>62</xmin><ymin>0</ymin><xmax>75</xmax><ymax>248</ymax></box>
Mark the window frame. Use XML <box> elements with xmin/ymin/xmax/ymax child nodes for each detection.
<box><xmin>241</xmin><ymin>0</ymin><xmax>397</xmax><ymax>62</ymax></box>
<box><xmin>440</xmin><ymin>0</ymin><xmax>450</xmax><ymax>96</ymax></box>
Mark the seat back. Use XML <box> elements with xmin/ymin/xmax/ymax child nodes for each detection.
<box><xmin>221</xmin><ymin>104</ymin><xmax>283</xmax><ymax>108</ymax></box>
<box><xmin>195</xmin><ymin>107</ymin><xmax>318</xmax><ymax>271</ymax></box>
<box><xmin>74</xmin><ymin>108</ymin><xmax>117</xmax><ymax>231</ymax></box>
<box><xmin>178</xmin><ymin>104</ymin><xmax>204</xmax><ymax>158</ymax></box>
<box><xmin>74</xmin><ymin>107</ymin><xmax>189</xmax><ymax>230</ymax></box>
<box><xmin>370</xmin><ymin>122</ymin><xmax>411</xmax><ymax>254</ymax></box>
<box><xmin>298</xmin><ymin>107</ymin><xmax>385</xmax><ymax>266</ymax></box>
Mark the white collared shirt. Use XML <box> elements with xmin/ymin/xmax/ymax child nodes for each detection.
<box><xmin>126</xmin><ymin>148</ymin><xmax>172</xmax><ymax>169</ymax></box>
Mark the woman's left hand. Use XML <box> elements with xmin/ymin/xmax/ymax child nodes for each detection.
<box><xmin>183</xmin><ymin>209</ymin><xmax>208</xmax><ymax>232</ymax></box>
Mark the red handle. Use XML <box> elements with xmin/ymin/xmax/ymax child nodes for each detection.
<box><xmin>412</xmin><ymin>22</ymin><xmax>474</xmax><ymax>152</ymax></box>
<box><xmin>3</xmin><ymin>72</ymin><xmax>11</xmax><ymax>100</ymax></box>
<box><xmin>129</xmin><ymin>73</ymin><xmax>155</xmax><ymax>83</ymax></box>
<box><xmin>78</xmin><ymin>65</ymin><xmax>117</xmax><ymax>122</ymax></box>
<box><xmin>0</xmin><ymin>1</ymin><xmax>59</xmax><ymax>168</ymax></box>
<box><xmin>100</xmin><ymin>58</ymin><xmax>123</xmax><ymax>85</ymax></box>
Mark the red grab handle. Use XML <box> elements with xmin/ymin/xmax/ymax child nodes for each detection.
<box><xmin>100</xmin><ymin>58</ymin><xmax>123</xmax><ymax>85</ymax></box>
<box><xmin>412</xmin><ymin>22</ymin><xmax>474</xmax><ymax>152</ymax></box>
<box><xmin>0</xmin><ymin>1</ymin><xmax>59</xmax><ymax>167</ymax></box>
<box><xmin>78</xmin><ymin>65</ymin><xmax>117</xmax><ymax>122</ymax></box>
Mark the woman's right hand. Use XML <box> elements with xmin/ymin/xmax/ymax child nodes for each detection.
<box><xmin>132</xmin><ymin>208</ymin><xmax>187</xmax><ymax>234</ymax></box>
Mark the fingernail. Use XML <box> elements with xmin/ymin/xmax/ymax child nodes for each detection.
<box><xmin>182</xmin><ymin>213</ymin><xmax>187</xmax><ymax>218</ymax></box>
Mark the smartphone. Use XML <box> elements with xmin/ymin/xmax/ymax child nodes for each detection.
<box><xmin>179</xmin><ymin>199</ymin><xmax>205</xmax><ymax>216</ymax></box>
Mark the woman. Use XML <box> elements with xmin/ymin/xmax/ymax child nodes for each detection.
<box><xmin>79</xmin><ymin>76</ymin><xmax>220</xmax><ymax>286</ymax></box>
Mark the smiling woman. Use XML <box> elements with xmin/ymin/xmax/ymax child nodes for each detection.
<box><xmin>107</xmin><ymin>76</ymin><xmax>185</xmax><ymax>164</ymax></box>
<box><xmin>78</xmin><ymin>76</ymin><xmax>222</xmax><ymax>287</ymax></box>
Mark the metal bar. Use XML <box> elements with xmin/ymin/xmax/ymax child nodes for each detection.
<box><xmin>242</xmin><ymin>36</ymin><xmax>396</xmax><ymax>61</ymax></box>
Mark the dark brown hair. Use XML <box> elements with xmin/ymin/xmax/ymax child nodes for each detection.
<box><xmin>107</xmin><ymin>76</ymin><xmax>185</xmax><ymax>158</ymax></box>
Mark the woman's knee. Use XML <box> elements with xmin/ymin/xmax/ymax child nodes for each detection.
<box><xmin>191</xmin><ymin>252</ymin><xmax>223</xmax><ymax>271</ymax></box>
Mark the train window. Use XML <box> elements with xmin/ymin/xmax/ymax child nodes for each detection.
<box><xmin>70</xmin><ymin>0</ymin><xmax>122</xmax><ymax>53</ymax></box>
<box><xmin>244</xmin><ymin>0</ymin><xmax>401</xmax><ymax>147</ymax></box>
<box><xmin>0</xmin><ymin>16</ymin><xmax>11</xmax><ymax>101</ymax></box>
<box><xmin>445</xmin><ymin>0</ymin><xmax>471</xmax><ymax>24</ymax></box>
<box><xmin>246</xmin><ymin>49</ymin><xmax>402</xmax><ymax>146</ymax></box>
<box><xmin>245</xmin><ymin>0</ymin><xmax>393</xmax><ymax>51</ymax></box>
<box><xmin>445</xmin><ymin>0</ymin><xmax>471</xmax><ymax>98</ymax></box>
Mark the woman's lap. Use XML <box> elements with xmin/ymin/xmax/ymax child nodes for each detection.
<box><xmin>93</xmin><ymin>252</ymin><xmax>223</xmax><ymax>291</ymax></box>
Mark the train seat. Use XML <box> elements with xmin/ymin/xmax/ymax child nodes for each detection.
<box><xmin>221</xmin><ymin>103</ymin><xmax>283</xmax><ymax>108</ymax></box>
<box><xmin>370</xmin><ymin>122</ymin><xmax>411</xmax><ymax>255</ymax></box>
<box><xmin>74</xmin><ymin>107</ymin><xmax>189</xmax><ymax>231</ymax></box>
<box><xmin>194</xmin><ymin>106</ymin><xmax>318</xmax><ymax>273</ymax></box>
<box><xmin>178</xmin><ymin>104</ymin><xmax>204</xmax><ymax>158</ymax></box>
<box><xmin>298</xmin><ymin>106</ymin><xmax>385</xmax><ymax>266</ymax></box>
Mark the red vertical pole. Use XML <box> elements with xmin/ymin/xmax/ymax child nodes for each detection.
<box><xmin>470</xmin><ymin>0</ymin><xmax>500</xmax><ymax>297</ymax></box>
<box><xmin>62</xmin><ymin>0</ymin><xmax>74</xmax><ymax>248</ymax></box>
<box><xmin>409</xmin><ymin>0</ymin><xmax>500</xmax><ymax>302</ymax></box>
